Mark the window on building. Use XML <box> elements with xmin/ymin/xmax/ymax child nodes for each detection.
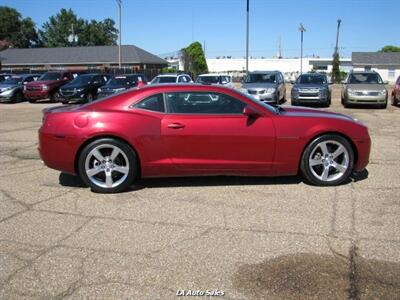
<box><xmin>388</xmin><ymin>68</ymin><xmax>395</xmax><ymax>78</ymax></box>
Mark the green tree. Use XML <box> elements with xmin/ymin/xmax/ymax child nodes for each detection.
<box><xmin>40</xmin><ymin>8</ymin><xmax>117</xmax><ymax>47</ymax></box>
<box><xmin>331</xmin><ymin>53</ymin><xmax>341</xmax><ymax>83</ymax></box>
<box><xmin>0</xmin><ymin>6</ymin><xmax>39</xmax><ymax>48</ymax></box>
<box><xmin>379</xmin><ymin>45</ymin><xmax>400</xmax><ymax>52</ymax></box>
<box><xmin>181</xmin><ymin>41</ymin><xmax>208</xmax><ymax>78</ymax></box>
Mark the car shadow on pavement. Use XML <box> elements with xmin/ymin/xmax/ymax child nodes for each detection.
<box><xmin>59</xmin><ymin>169</ymin><xmax>368</xmax><ymax>191</ymax></box>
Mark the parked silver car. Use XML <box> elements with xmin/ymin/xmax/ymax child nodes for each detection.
<box><xmin>341</xmin><ymin>71</ymin><xmax>388</xmax><ymax>108</ymax></box>
<box><xmin>291</xmin><ymin>73</ymin><xmax>331</xmax><ymax>107</ymax></box>
<box><xmin>241</xmin><ymin>71</ymin><xmax>286</xmax><ymax>104</ymax></box>
<box><xmin>195</xmin><ymin>74</ymin><xmax>235</xmax><ymax>88</ymax></box>
<box><xmin>0</xmin><ymin>74</ymin><xmax>40</xmax><ymax>103</ymax></box>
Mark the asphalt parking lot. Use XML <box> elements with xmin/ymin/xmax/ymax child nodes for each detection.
<box><xmin>0</xmin><ymin>84</ymin><xmax>399</xmax><ymax>299</ymax></box>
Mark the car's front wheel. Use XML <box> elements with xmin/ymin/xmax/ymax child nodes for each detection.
<box><xmin>301</xmin><ymin>134</ymin><xmax>354</xmax><ymax>186</ymax></box>
<box><xmin>78</xmin><ymin>138</ymin><xmax>138</xmax><ymax>193</ymax></box>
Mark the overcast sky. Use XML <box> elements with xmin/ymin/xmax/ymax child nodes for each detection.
<box><xmin>2</xmin><ymin>0</ymin><xmax>399</xmax><ymax>58</ymax></box>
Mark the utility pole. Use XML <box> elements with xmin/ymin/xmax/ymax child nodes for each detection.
<box><xmin>334</xmin><ymin>19</ymin><xmax>342</xmax><ymax>56</ymax></box>
<box><xmin>203</xmin><ymin>40</ymin><xmax>206</xmax><ymax>57</ymax></box>
<box><xmin>299</xmin><ymin>23</ymin><xmax>306</xmax><ymax>74</ymax></box>
<box><xmin>68</xmin><ymin>24</ymin><xmax>78</xmax><ymax>46</ymax></box>
<box><xmin>116</xmin><ymin>0</ymin><xmax>122</xmax><ymax>68</ymax></box>
<box><xmin>246</xmin><ymin>0</ymin><xmax>250</xmax><ymax>74</ymax></box>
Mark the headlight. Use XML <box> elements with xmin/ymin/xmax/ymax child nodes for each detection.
<box><xmin>347</xmin><ymin>89</ymin><xmax>354</xmax><ymax>95</ymax></box>
<box><xmin>42</xmin><ymin>85</ymin><xmax>49</xmax><ymax>91</ymax></box>
<box><xmin>114</xmin><ymin>88</ymin><xmax>125</xmax><ymax>92</ymax></box>
<box><xmin>291</xmin><ymin>86</ymin><xmax>299</xmax><ymax>92</ymax></box>
<box><xmin>266</xmin><ymin>88</ymin><xmax>276</xmax><ymax>93</ymax></box>
<box><xmin>379</xmin><ymin>90</ymin><xmax>387</xmax><ymax>96</ymax></box>
<box><xmin>97</xmin><ymin>88</ymin><xmax>102</xmax><ymax>93</ymax></box>
<box><xmin>76</xmin><ymin>88</ymin><xmax>84</xmax><ymax>92</ymax></box>
<box><xmin>1</xmin><ymin>87</ymin><xmax>12</xmax><ymax>92</ymax></box>
<box><xmin>240</xmin><ymin>88</ymin><xmax>248</xmax><ymax>93</ymax></box>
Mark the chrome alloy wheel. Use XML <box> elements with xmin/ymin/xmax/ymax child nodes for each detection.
<box><xmin>84</xmin><ymin>144</ymin><xmax>130</xmax><ymax>188</ymax></box>
<box><xmin>308</xmin><ymin>140</ymin><xmax>349</xmax><ymax>182</ymax></box>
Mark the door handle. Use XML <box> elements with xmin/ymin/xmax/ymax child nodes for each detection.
<box><xmin>167</xmin><ymin>123</ymin><xmax>185</xmax><ymax>129</ymax></box>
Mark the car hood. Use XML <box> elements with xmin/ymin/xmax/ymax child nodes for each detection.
<box><xmin>100</xmin><ymin>85</ymin><xmax>128</xmax><ymax>90</ymax></box>
<box><xmin>294</xmin><ymin>84</ymin><xmax>328</xmax><ymax>89</ymax></box>
<box><xmin>242</xmin><ymin>83</ymin><xmax>276</xmax><ymax>89</ymax></box>
<box><xmin>60</xmin><ymin>83</ymin><xmax>87</xmax><ymax>90</ymax></box>
<box><xmin>346</xmin><ymin>84</ymin><xmax>386</xmax><ymax>91</ymax></box>
<box><xmin>27</xmin><ymin>80</ymin><xmax>58</xmax><ymax>86</ymax></box>
<box><xmin>0</xmin><ymin>83</ymin><xmax>18</xmax><ymax>89</ymax></box>
<box><xmin>280</xmin><ymin>106</ymin><xmax>356</xmax><ymax>122</ymax></box>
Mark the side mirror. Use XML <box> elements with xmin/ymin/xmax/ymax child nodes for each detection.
<box><xmin>383</xmin><ymin>80</ymin><xmax>389</xmax><ymax>85</ymax></box>
<box><xmin>243</xmin><ymin>106</ymin><xmax>261</xmax><ymax>117</ymax></box>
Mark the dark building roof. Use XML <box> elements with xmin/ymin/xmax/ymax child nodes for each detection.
<box><xmin>352</xmin><ymin>52</ymin><xmax>400</xmax><ymax>66</ymax></box>
<box><xmin>0</xmin><ymin>45</ymin><xmax>167</xmax><ymax>66</ymax></box>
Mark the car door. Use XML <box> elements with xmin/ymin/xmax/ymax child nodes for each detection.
<box><xmin>161</xmin><ymin>90</ymin><xmax>276</xmax><ymax>175</ymax></box>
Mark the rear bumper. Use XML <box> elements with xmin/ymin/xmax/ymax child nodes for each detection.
<box><xmin>38</xmin><ymin>130</ymin><xmax>81</xmax><ymax>174</ymax></box>
<box><xmin>353</xmin><ymin>137</ymin><xmax>371</xmax><ymax>172</ymax></box>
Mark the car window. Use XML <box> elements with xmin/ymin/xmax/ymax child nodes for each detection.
<box><xmin>165</xmin><ymin>92</ymin><xmax>246</xmax><ymax>114</ymax></box>
<box><xmin>348</xmin><ymin>73</ymin><xmax>383</xmax><ymax>84</ymax></box>
<box><xmin>134</xmin><ymin>93</ymin><xmax>165</xmax><ymax>112</ymax></box>
<box><xmin>297</xmin><ymin>74</ymin><xmax>327</xmax><ymax>84</ymax></box>
<box><xmin>244</xmin><ymin>73</ymin><xmax>276</xmax><ymax>83</ymax></box>
<box><xmin>185</xmin><ymin>76</ymin><xmax>192</xmax><ymax>82</ymax></box>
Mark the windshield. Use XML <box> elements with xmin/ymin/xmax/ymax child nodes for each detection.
<box><xmin>70</xmin><ymin>74</ymin><xmax>96</xmax><ymax>85</ymax></box>
<box><xmin>39</xmin><ymin>72</ymin><xmax>62</xmax><ymax>81</ymax></box>
<box><xmin>2</xmin><ymin>77</ymin><xmax>23</xmax><ymax>84</ymax></box>
<box><xmin>297</xmin><ymin>74</ymin><xmax>327</xmax><ymax>84</ymax></box>
<box><xmin>108</xmin><ymin>76</ymin><xmax>135</xmax><ymax>86</ymax></box>
<box><xmin>152</xmin><ymin>76</ymin><xmax>176</xmax><ymax>84</ymax></box>
<box><xmin>348</xmin><ymin>73</ymin><xmax>383</xmax><ymax>84</ymax></box>
<box><xmin>196</xmin><ymin>76</ymin><xmax>220</xmax><ymax>84</ymax></box>
<box><xmin>244</xmin><ymin>73</ymin><xmax>276</xmax><ymax>83</ymax></box>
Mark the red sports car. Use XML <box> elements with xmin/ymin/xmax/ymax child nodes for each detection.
<box><xmin>39</xmin><ymin>84</ymin><xmax>371</xmax><ymax>193</ymax></box>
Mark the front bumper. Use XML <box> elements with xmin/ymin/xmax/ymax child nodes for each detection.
<box><xmin>346</xmin><ymin>94</ymin><xmax>387</xmax><ymax>104</ymax></box>
<box><xmin>59</xmin><ymin>91</ymin><xmax>86</xmax><ymax>102</ymax></box>
<box><xmin>0</xmin><ymin>89</ymin><xmax>15</xmax><ymax>102</ymax></box>
<box><xmin>353</xmin><ymin>136</ymin><xmax>371</xmax><ymax>172</ymax></box>
<box><xmin>24</xmin><ymin>90</ymin><xmax>49</xmax><ymax>100</ymax></box>
<box><xmin>291</xmin><ymin>95</ymin><xmax>329</xmax><ymax>103</ymax></box>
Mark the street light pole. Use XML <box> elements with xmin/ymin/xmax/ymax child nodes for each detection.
<box><xmin>245</xmin><ymin>0</ymin><xmax>249</xmax><ymax>74</ymax></box>
<box><xmin>334</xmin><ymin>19</ymin><xmax>342</xmax><ymax>56</ymax></box>
<box><xmin>299</xmin><ymin>23</ymin><xmax>306</xmax><ymax>74</ymax></box>
<box><xmin>116</xmin><ymin>0</ymin><xmax>122</xmax><ymax>69</ymax></box>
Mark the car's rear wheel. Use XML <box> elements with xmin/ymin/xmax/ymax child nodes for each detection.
<box><xmin>78</xmin><ymin>138</ymin><xmax>137</xmax><ymax>193</ymax></box>
<box><xmin>301</xmin><ymin>134</ymin><xmax>354</xmax><ymax>186</ymax></box>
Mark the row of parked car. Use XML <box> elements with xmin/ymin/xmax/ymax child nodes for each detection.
<box><xmin>0</xmin><ymin>70</ymin><xmax>399</xmax><ymax>108</ymax></box>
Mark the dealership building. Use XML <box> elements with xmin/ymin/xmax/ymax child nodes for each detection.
<box><xmin>0</xmin><ymin>45</ymin><xmax>168</xmax><ymax>79</ymax></box>
<box><xmin>352</xmin><ymin>52</ymin><xmax>400</xmax><ymax>84</ymax></box>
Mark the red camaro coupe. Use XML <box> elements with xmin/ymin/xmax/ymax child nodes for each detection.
<box><xmin>39</xmin><ymin>84</ymin><xmax>371</xmax><ymax>193</ymax></box>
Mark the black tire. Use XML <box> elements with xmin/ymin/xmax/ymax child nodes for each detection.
<box><xmin>343</xmin><ymin>97</ymin><xmax>350</xmax><ymax>108</ymax></box>
<box><xmin>86</xmin><ymin>92</ymin><xmax>94</xmax><ymax>103</ymax></box>
<box><xmin>28</xmin><ymin>99</ymin><xmax>36</xmax><ymax>103</ymax></box>
<box><xmin>61</xmin><ymin>100</ymin><xmax>69</xmax><ymax>105</ymax></box>
<box><xmin>78</xmin><ymin>138</ymin><xmax>138</xmax><ymax>193</ymax></box>
<box><xmin>379</xmin><ymin>101</ymin><xmax>387</xmax><ymax>109</ymax></box>
<box><xmin>13</xmin><ymin>91</ymin><xmax>23</xmax><ymax>103</ymax></box>
<box><xmin>391</xmin><ymin>94</ymin><xmax>398</xmax><ymax>106</ymax></box>
<box><xmin>50</xmin><ymin>91</ymin><xmax>60</xmax><ymax>103</ymax></box>
<box><xmin>300</xmin><ymin>134</ymin><xmax>354</xmax><ymax>186</ymax></box>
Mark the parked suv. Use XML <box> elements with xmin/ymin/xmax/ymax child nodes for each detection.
<box><xmin>341</xmin><ymin>71</ymin><xmax>388</xmax><ymax>108</ymax></box>
<box><xmin>195</xmin><ymin>74</ymin><xmax>235</xmax><ymax>88</ymax></box>
<box><xmin>97</xmin><ymin>74</ymin><xmax>147</xmax><ymax>99</ymax></box>
<box><xmin>241</xmin><ymin>71</ymin><xmax>286</xmax><ymax>104</ymax></box>
<box><xmin>59</xmin><ymin>74</ymin><xmax>110</xmax><ymax>104</ymax></box>
<box><xmin>150</xmin><ymin>73</ymin><xmax>192</xmax><ymax>84</ymax></box>
<box><xmin>391</xmin><ymin>76</ymin><xmax>400</xmax><ymax>106</ymax></box>
<box><xmin>0</xmin><ymin>74</ymin><xmax>40</xmax><ymax>103</ymax></box>
<box><xmin>291</xmin><ymin>73</ymin><xmax>331</xmax><ymax>107</ymax></box>
<box><xmin>24</xmin><ymin>71</ymin><xmax>73</xmax><ymax>102</ymax></box>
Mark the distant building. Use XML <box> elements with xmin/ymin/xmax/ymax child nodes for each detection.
<box><xmin>352</xmin><ymin>52</ymin><xmax>400</xmax><ymax>84</ymax></box>
<box><xmin>0</xmin><ymin>45</ymin><xmax>168</xmax><ymax>78</ymax></box>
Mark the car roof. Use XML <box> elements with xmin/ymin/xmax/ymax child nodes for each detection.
<box><xmin>299</xmin><ymin>73</ymin><xmax>326</xmax><ymax>76</ymax></box>
<box><xmin>248</xmin><ymin>70</ymin><xmax>281</xmax><ymax>74</ymax></box>
<box><xmin>198</xmin><ymin>73</ymin><xmax>230</xmax><ymax>76</ymax></box>
<box><xmin>156</xmin><ymin>73</ymin><xmax>190</xmax><ymax>77</ymax></box>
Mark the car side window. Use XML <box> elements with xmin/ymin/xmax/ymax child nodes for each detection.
<box><xmin>178</xmin><ymin>76</ymin><xmax>186</xmax><ymax>83</ymax></box>
<box><xmin>165</xmin><ymin>92</ymin><xmax>246</xmax><ymax>114</ymax></box>
<box><xmin>133</xmin><ymin>93</ymin><xmax>165</xmax><ymax>112</ymax></box>
<box><xmin>185</xmin><ymin>76</ymin><xmax>191</xmax><ymax>82</ymax></box>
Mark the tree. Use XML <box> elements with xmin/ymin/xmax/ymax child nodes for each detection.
<box><xmin>379</xmin><ymin>45</ymin><xmax>400</xmax><ymax>52</ymax></box>
<box><xmin>331</xmin><ymin>53</ymin><xmax>341</xmax><ymax>83</ymax></box>
<box><xmin>40</xmin><ymin>8</ymin><xmax>117</xmax><ymax>47</ymax></box>
<box><xmin>0</xmin><ymin>6</ymin><xmax>39</xmax><ymax>48</ymax></box>
<box><xmin>181</xmin><ymin>42</ymin><xmax>208</xmax><ymax>78</ymax></box>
